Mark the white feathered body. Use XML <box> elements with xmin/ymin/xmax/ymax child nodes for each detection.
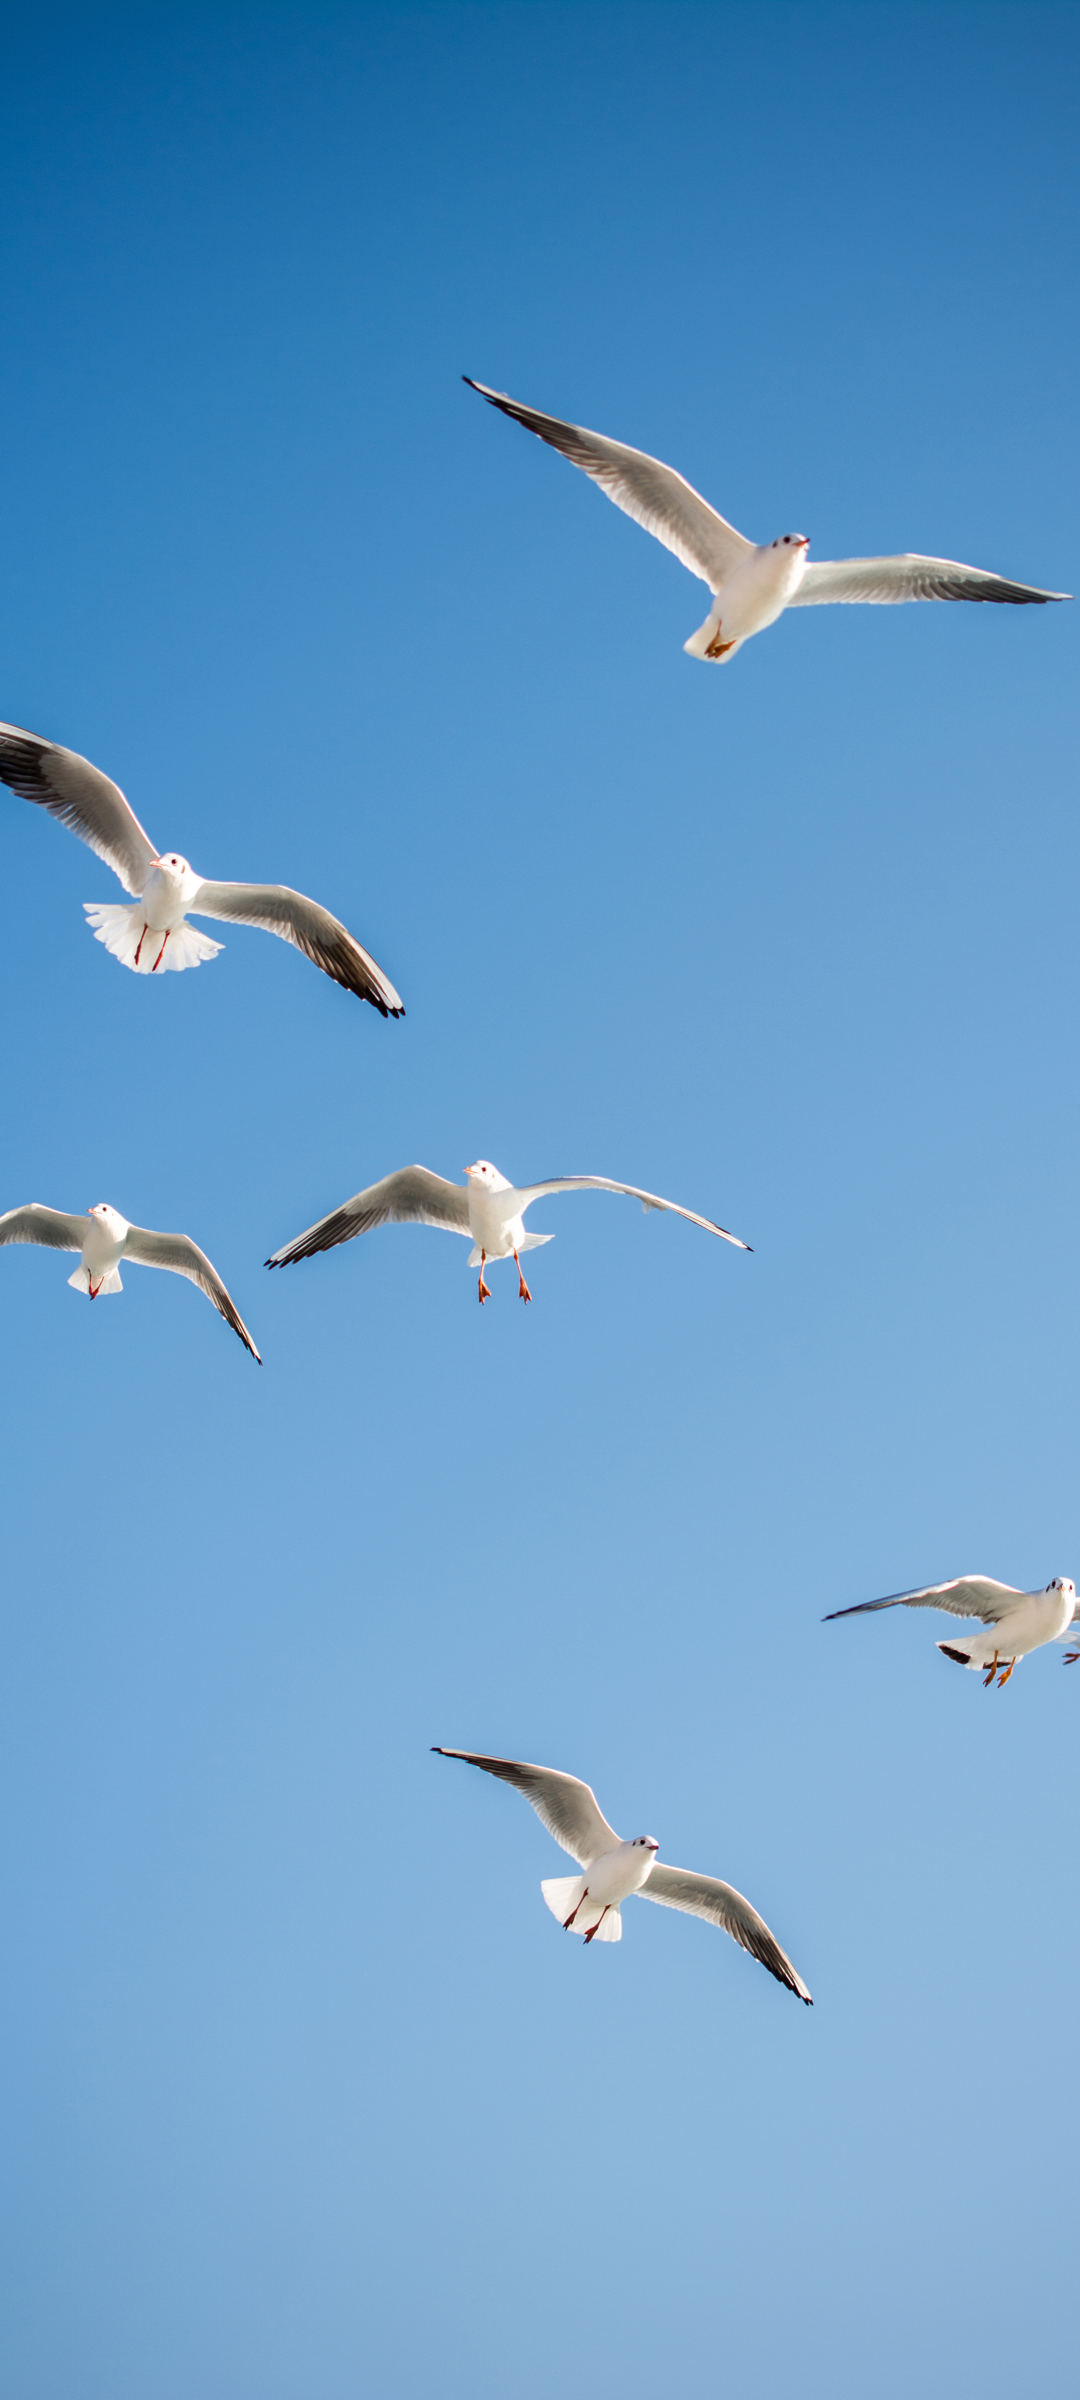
<box><xmin>939</xmin><ymin>1582</ymin><xmax>1075</xmax><ymax>1670</ymax></box>
<box><xmin>68</xmin><ymin>1204</ymin><xmax>130</xmax><ymax>1298</ymax></box>
<box><xmin>541</xmin><ymin>1836</ymin><xmax>659</xmax><ymax>1944</ymax></box>
<box><xmin>464</xmin><ymin>1165</ymin><xmax>553</xmax><ymax>1268</ymax></box>
<box><xmin>684</xmin><ymin>539</ymin><xmax>809</xmax><ymax>662</ymax></box>
<box><xmin>84</xmin><ymin>856</ymin><xmax>223</xmax><ymax>975</ymax></box>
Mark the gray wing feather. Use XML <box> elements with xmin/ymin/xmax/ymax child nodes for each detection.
<box><xmin>124</xmin><ymin>1225</ymin><xmax>261</xmax><ymax>1361</ymax></box>
<box><xmin>191</xmin><ymin>880</ymin><xmax>403</xmax><ymax>1016</ymax></box>
<box><xmin>824</xmin><ymin>1574</ymin><xmax>1022</xmax><ymax>1625</ymax></box>
<box><xmin>789</xmin><ymin>556</ymin><xmax>1070</xmax><ymax>607</ymax></box>
<box><xmin>0</xmin><ymin>721</ymin><xmax>158</xmax><ymax>895</ymax></box>
<box><xmin>266</xmin><ymin>1166</ymin><xmax>471</xmax><ymax>1268</ymax></box>
<box><xmin>465</xmin><ymin>379</ymin><xmax>752</xmax><ymax>591</ymax></box>
<box><xmin>433</xmin><ymin>1749</ymin><xmax>620</xmax><ymax>1866</ymax></box>
<box><xmin>642</xmin><ymin>1863</ymin><xmax>812</xmax><ymax>2002</ymax></box>
<box><xmin>513</xmin><ymin>1175</ymin><xmax>750</xmax><ymax>1250</ymax></box>
<box><xmin>0</xmin><ymin>1203</ymin><xmax>87</xmax><ymax>1254</ymax></box>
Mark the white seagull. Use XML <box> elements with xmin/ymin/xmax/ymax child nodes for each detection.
<box><xmin>433</xmin><ymin>1748</ymin><xmax>811</xmax><ymax>1997</ymax></box>
<box><xmin>465</xmin><ymin>378</ymin><xmax>1070</xmax><ymax>665</ymax></box>
<box><xmin>266</xmin><ymin>1155</ymin><xmax>750</xmax><ymax>1302</ymax></box>
<box><xmin>825</xmin><ymin>1573</ymin><xmax>1080</xmax><ymax>1687</ymax></box>
<box><xmin>0</xmin><ymin>1201</ymin><xmax>261</xmax><ymax>1360</ymax></box>
<box><xmin>0</xmin><ymin>720</ymin><xmax>403</xmax><ymax>1014</ymax></box>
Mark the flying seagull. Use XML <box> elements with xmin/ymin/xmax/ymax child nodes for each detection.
<box><xmin>433</xmin><ymin>1748</ymin><xmax>811</xmax><ymax>1997</ymax></box>
<box><xmin>0</xmin><ymin>720</ymin><xmax>403</xmax><ymax>1014</ymax></box>
<box><xmin>0</xmin><ymin>1201</ymin><xmax>261</xmax><ymax>1360</ymax></box>
<box><xmin>266</xmin><ymin>1155</ymin><xmax>750</xmax><ymax>1302</ymax></box>
<box><xmin>465</xmin><ymin>378</ymin><xmax>1070</xmax><ymax>666</ymax></box>
<box><xmin>825</xmin><ymin>1573</ymin><xmax>1079</xmax><ymax>1687</ymax></box>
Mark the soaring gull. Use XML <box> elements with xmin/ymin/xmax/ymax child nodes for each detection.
<box><xmin>0</xmin><ymin>1201</ymin><xmax>261</xmax><ymax>1360</ymax></box>
<box><xmin>433</xmin><ymin>1748</ymin><xmax>811</xmax><ymax>1997</ymax></box>
<box><xmin>266</xmin><ymin>1155</ymin><xmax>750</xmax><ymax>1302</ymax></box>
<box><xmin>465</xmin><ymin>378</ymin><xmax>1070</xmax><ymax>666</ymax></box>
<box><xmin>0</xmin><ymin>720</ymin><xmax>403</xmax><ymax>1014</ymax></box>
<box><xmin>825</xmin><ymin>1573</ymin><xmax>1079</xmax><ymax>1687</ymax></box>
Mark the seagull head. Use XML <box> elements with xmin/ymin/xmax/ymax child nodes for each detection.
<box><xmin>465</xmin><ymin>1160</ymin><xmax>512</xmax><ymax>1192</ymax></box>
<box><xmin>771</xmin><ymin>534</ymin><xmax>810</xmax><ymax>553</ymax></box>
<box><xmin>633</xmin><ymin>1837</ymin><xmax>660</xmax><ymax>1854</ymax></box>
<box><xmin>1050</xmin><ymin>1577</ymin><xmax>1076</xmax><ymax>1599</ymax></box>
<box><xmin>87</xmin><ymin>1203</ymin><xmax>130</xmax><ymax>1240</ymax></box>
<box><xmin>152</xmin><ymin>852</ymin><xmax>200</xmax><ymax>899</ymax></box>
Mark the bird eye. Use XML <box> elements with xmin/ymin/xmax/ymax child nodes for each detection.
<box><xmin>784</xmin><ymin>536</ymin><xmax>790</xmax><ymax>544</ymax></box>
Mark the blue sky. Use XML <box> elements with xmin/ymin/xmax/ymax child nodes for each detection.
<box><xmin>0</xmin><ymin>5</ymin><xmax>1076</xmax><ymax>2394</ymax></box>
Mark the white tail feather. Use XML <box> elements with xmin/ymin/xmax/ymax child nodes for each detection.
<box><xmin>683</xmin><ymin>606</ymin><xmax>744</xmax><ymax>664</ymax></box>
<box><xmin>540</xmin><ymin>1877</ymin><xmax>622</xmax><ymax>1942</ymax></box>
<box><xmin>84</xmin><ymin>903</ymin><xmax>223</xmax><ymax>974</ymax></box>
<box><xmin>68</xmin><ymin>1264</ymin><xmax>123</xmax><ymax>1296</ymax></box>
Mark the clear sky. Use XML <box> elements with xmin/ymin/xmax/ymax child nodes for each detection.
<box><xmin>0</xmin><ymin>5</ymin><xmax>1076</xmax><ymax>2395</ymax></box>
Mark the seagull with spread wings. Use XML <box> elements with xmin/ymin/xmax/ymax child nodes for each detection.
<box><xmin>825</xmin><ymin>1573</ymin><xmax>1079</xmax><ymax>1687</ymax></box>
<box><xmin>0</xmin><ymin>720</ymin><xmax>403</xmax><ymax>1014</ymax></box>
<box><xmin>465</xmin><ymin>378</ymin><xmax>1069</xmax><ymax>666</ymax></box>
<box><xmin>433</xmin><ymin>1748</ymin><xmax>811</xmax><ymax>1997</ymax></box>
<box><xmin>0</xmin><ymin>1201</ymin><xmax>260</xmax><ymax>1360</ymax></box>
<box><xmin>266</xmin><ymin>1155</ymin><xmax>750</xmax><ymax>1302</ymax></box>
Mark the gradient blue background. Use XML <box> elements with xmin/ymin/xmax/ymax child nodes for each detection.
<box><xmin>0</xmin><ymin>6</ymin><xmax>1076</xmax><ymax>2394</ymax></box>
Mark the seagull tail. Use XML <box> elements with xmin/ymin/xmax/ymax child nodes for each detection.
<box><xmin>518</xmin><ymin>1230</ymin><xmax>553</xmax><ymax>1253</ymax></box>
<box><xmin>683</xmin><ymin>604</ymin><xmax>744</xmax><ymax>664</ymax></box>
<box><xmin>83</xmin><ymin>903</ymin><xmax>224</xmax><ymax>973</ymax></box>
<box><xmin>67</xmin><ymin>1264</ymin><xmax>123</xmax><ymax>1297</ymax></box>
<box><xmin>938</xmin><ymin>1641</ymin><xmax>976</xmax><ymax>1668</ymax></box>
<box><xmin>541</xmin><ymin>1877</ymin><xmax>622</xmax><ymax>1942</ymax></box>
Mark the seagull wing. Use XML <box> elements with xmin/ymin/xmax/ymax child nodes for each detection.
<box><xmin>512</xmin><ymin>1175</ymin><xmax>751</xmax><ymax>1250</ymax></box>
<box><xmin>266</xmin><ymin>1166</ymin><xmax>471</xmax><ymax>1267</ymax></box>
<box><xmin>465</xmin><ymin>378</ymin><xmax>753</xmax><ymax>592</ymax></box>
<box><xmin>789</xmin><ymin>556</ymin><xmax>1069</xmax><ymax>607</ymax></box>
<box><xmin>0</xmin><ymin>721</ymin><xmax>158</xmax><ymax>896</ymax></box>
<box><xmin>433</xmin><ymin>1749</ymin><xmax>620</xmax><ymax>1867</ymax></box>
<box><xmin>641</xmin><ymin>1864</ymin><xmax>812</xmax><ymax>2003</ymax></box>
<box><xmin>123</xmin><ymin>1224</ymin><xmax>261</xmax><ymax>1361</ymax></box>
<box><xmin>0</xmin><ymin>1203</ymin><xmax>87</xmax><ymax>1254</ymax></box>
<box><xmin>190</xmin><ymin>881</ymin><xmax>403</xmax><ymax>1016</ymax></box>
<box><xmin>824</xmin><ymin>1574</ymin><xmax>1023</xmax><ymax>1625</ymax></box>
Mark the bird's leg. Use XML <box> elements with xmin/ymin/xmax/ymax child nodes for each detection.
<box><xmin>151</xmin><ymin>929</ymin><xmax>171</xmax><ymax>971</ymax></box>
<box><xmin>982</xmin><ymin>1651</ymin><xmax>1000</xmax><ymax>1689</ymax></box>
<box><xmin>997</xmin><ymin>1658</ymin><xmax>1016</xmax><ymax>1688</ymax></box>
<box><xmin>563</xmin><ymin>1888</ymin><xmax>588</xmax><ymax>1930</ymax></box>
<box><xmin>477</xmin><ymin>1251</ymin><xmax>491</xmax><ymax>1305</ymax></box>
<box><xmin>1064</xmin><ymin>1651</ymin><xmax>1080</xmax><ymax>1666</ymax></box>
<box><xmin>87</xmin><ymin>1274</ymin><xmax>102</xmax><ymax>1300</ymax></box>
<box><xmin>133</xmin><ymin>923</ymin><xmax>149</xmax><ymax>966</ymax></box>
<box><xmin>583</xmin><ymin>1907</ymin><xmax>610</xmax><ymax>1945</ymax></box>
<box><xmin>513</xmin><ymin>1249</ymin><xmax>532</xmax><ymax>1304</ymax></box>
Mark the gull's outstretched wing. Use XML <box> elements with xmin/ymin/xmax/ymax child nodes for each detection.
<box><xmin>123</xmin><ymin>1225</ymin><xmax>261</xmax><ymax>1361</ymax></box>
<box><xmin>0</xmin><ymin>721</ymin><xmax>158</xmax><ymax>897</ymax></box>
<box><xmin>465</xmin><ymin>378</ymin><xmax>753</xmax><ymax>591</ymax></box>
<box><xmin>190</xmin><ymin>881</ymin><xmax>403</xmax><ymax>1016</ymax></box>
<box><xmin>266</xmin><ymin>1166</ymin><xmax>471</xmax><ymax>1268</ymax></box>
<box><xmin>0</xmin><ymin>1203</ymin><xmax>87</xmax><ymax>1254</ymax></box>
<box><xmin>512</xmin><ymin>1176</ymin><xmax>751</xmax><ymax>1250</ymax></box>
<box><xmin>641</xmin><ymin>1864</ymin><xmax>812</xmax><ymax>2003</ymax></box>
<box><xmin>789</xmin><ymin>556</ymin><xmax>1069</xmax><ymax>607</ymax></box>
<box><xmin>433</xmin><ymin>1749</ymin><xmax>621</xmax><ymax>1867</ymax></box>
<box><xmin>824</xmin><ymin>1574</ymin><xmax>1023</xmax><ymax>1625</ymax></box>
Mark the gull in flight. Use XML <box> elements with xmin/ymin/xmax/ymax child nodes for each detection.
<box><xmin>266</xmin><ymin>1156</ymin><xmax>750</xmax><ymax>1302</ymax></box>
<box><xmin>433</xmin><ymin>1748</ymin><xmax>811</xmax><ymax>1998</ymax></box>
<box><xmin>465</xmin><ymin>378</ymin><xmax>1070</xmax><ymax>666</ymax></box>
<box><xmin>0</xmin><ymin>720</ymin><xmax>403</xmax><ymax>1014</ymax></box>
<box><xmin>825</xmin><ymin>1573</ymin><xmax>1080</xmax><ymax>1687</ymax></box>
<box><xmin>0</xmin><ymin>1201</ymin><xmax>261</xmax><ymax>1360</ymax></box>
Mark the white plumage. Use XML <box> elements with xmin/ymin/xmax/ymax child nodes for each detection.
<box><xmin>465</xmin><ymin>378</ymin><xmax>1069</xmax><ymax>664</ymax></box>
<box><xmin>825</xmin><ymin>1573</ymin><xmax>1079</xmax><ymax>1687</ymax></box>
<box><xmin>434</xmin><ymin>1748</ymin><xmax>811</xmax><ymax>1998</ymax></box>
<box><xmin>0</xmin><ymin>720</ymin><xmax>403</xmax><ymax>1014</ymax></box>
<box><xmin>266</xmin><ymin>1156</ymin><xmax>750</xmax><ymax>1303</ymax></box>
<box><xmin>0</xmin><ymin>1201</ymin><xmax>261</xmax><ymax>1360</ymax></box>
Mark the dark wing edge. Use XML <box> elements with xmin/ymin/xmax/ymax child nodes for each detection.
<box><xmin>125</xmin><ymin>1227</ymin><xmax>261</xmax><ymax>1362</ymax></box>
<box><xmin>191</xmin><ymin>882</ymin><xmax>403</xmax><ymax>1017</ymax></box>
<box><xmin>266</xmin><ymin>1168</ymin><xmax>470</xmax><ymax>1269</ymax></box>
<box><xmin>642</xmin><ymin>1864</ymin><xmax>812</xmax><ymax>2003</ymax></box>
<box><xmin>0</xmin><ymin>722</ymin><xmax>157</xmax><ymax>894</ymax></box>
<box><xmin>432</xmin><ymin>1749</ymin><xmax>618</xmax><ymax>1865</ymax></box>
